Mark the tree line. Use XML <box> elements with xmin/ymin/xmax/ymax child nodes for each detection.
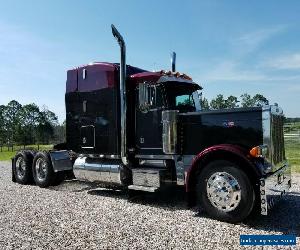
<box><xmin>0</xmin><ymin>93</ymin><xmax>293</xmax><ymax>147</ymax></box>
<box><xmin>0</xmin><ymin>100</ymin><xmax>65</xmax><ymax>147</ymax></box>
<box><xmin>201</xmin><ymin>93</ymin><xmax>269</xmax><ymax>110</ymax></box>
<box><xmin>285</xmin><ymin>117</ymin><xmax>300</xmax><ymax>123</ymax></box>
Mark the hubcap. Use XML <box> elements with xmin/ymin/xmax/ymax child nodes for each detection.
<box><xmin>16</xmin><ymin>157</ymin><xmax>26</xmax><ymax>179</ymax></box>
<box><xmin>206</xmin><ymin>172</ymin><xmax>241</xmax><ymax>212</ymax></box>
<box><xmin>35</xmin><ymin>158</ymin><xmax>47</xmax><ymax>182</ymax></box>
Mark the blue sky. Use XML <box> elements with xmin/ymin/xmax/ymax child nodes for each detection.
<box><xmin>0</xmin><ymin>1</ymin><xmax>300</xmax><ymax>121</ymax></box>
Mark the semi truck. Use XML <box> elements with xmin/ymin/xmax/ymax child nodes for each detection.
<box><xmin>12</xmin><ymin>25</ymin><xmax>291</xmax><ymax>223</ymax></box>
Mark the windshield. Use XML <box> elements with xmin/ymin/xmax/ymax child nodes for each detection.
<box><xmin>164</xmin><ymin>82</ymin><xmax>201</xmax><ymax>112</ymax></box>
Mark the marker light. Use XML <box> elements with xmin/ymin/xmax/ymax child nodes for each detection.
<box><xmin>250</xmin><ymin>145</ymin><xmax>268</xmax><ymax>158</ymax></box>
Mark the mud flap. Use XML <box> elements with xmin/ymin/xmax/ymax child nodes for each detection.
<box><xmin>49</xmin><ymin>150</ymin><xmax>73</xmax><ymax>172</ymax></box>
<box><xmin>11</xmin><ymin>157</ymin><xmax>16</xmax><ymax>183</ymax></box>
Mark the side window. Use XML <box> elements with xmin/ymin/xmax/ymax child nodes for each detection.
<box><xmin>138</xmin><ymin>83</ymin><xmax>164</xmax><ymax>112</ymax></box>
<box><xmin>176</xmin><ymin>95</ymin><xmax>193</xmax><ymax>106</ymax></box>
<box><xmin>153</xmin><ymin>86</ymin><xmax>163</xmax><ymax>109</ymax></box>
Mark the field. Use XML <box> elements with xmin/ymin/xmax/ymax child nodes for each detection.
<box><xmin>0</xmin><ymin>145</ymin><xmax>53</xmax><ymax>161</ymax></box>
<box><xmin>0</xmin><ymin>137</ymin><xmax>299</xmax><ymax>172</ymax></box>
<box><xmin>285</xmin><ymin>122</ymin><xmax>300</xmax><ymax>173</ymax></box>
<box><xmin>285</xmin><ymin>139</ymin><xmax>300</xmax><ymax>172</ymax></box>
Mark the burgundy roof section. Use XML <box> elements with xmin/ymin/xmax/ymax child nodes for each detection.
<box><xmin>66</xmin><ymin>62</ymin><xmax>148</xmax><ymax>93</ymax></box>
<box><xmin>66</xmin><ymin>62</ymin><xmax>197</xmax><ymax>93</ymax></box>
<box><xmin>129</xmin><ymin>72</ymin><xmax>162</xmax><ymax>84</ymax></box>
<box><xmin>77</xmin><ymin>63</ymin><xmax>116</xmax><ymax>92</ymax></box>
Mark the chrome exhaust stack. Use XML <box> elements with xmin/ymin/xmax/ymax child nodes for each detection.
<box><xmin>111</xmin><ymin>24</ymin><xmax>128</xmax><ymax>165</ymax></box>
<box><xmin>171</xmin><ymin>52</ymin><xmax>176</xmax><ymax>72</ymax></box>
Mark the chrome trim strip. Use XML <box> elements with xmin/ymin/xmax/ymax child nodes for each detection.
<box><xmin>80</xmin><ymin>125</ymin><xmax>95</xmax><ymax>149</ymax></box>
<box><xmin>139</xmin><ymin>159</ymin><xmax>166</xmax><ymax>168</ymax></box>
<box><xmin>78</xmin><ymin>154</ymin><xmax>121</xmax><ymax>159</ymax></box>
<box><xmin>137</xmin><ymin>147</ymin><xmax>163</xmax><ymax>150</ymax></box>
<box><xmin>135</xmin><ymin>154</ymin><xmax>175</xmax><ymax>160</ymax></box>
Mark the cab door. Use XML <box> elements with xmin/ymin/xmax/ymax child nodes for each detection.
<box><xmin>135</xmin><ymin>84</ymin><xmax>165</xmax><ymax>155</ymax></box>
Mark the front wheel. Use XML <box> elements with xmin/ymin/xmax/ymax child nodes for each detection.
<box><xmin>197</xmin><ymin>160</ymin><xmax>255</xmax><ymax>223</ymax></box>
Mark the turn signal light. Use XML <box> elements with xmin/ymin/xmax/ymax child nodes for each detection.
<box><xmin>250</xmin><ymin>145</ymin><xmax>268</xmax><ymax>158</ymax></box>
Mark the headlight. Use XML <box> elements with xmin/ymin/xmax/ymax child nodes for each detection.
<box><xmin>250</xmin><ymin>145</ymin><xmax>269</xmax><ymax>158</ymax></box>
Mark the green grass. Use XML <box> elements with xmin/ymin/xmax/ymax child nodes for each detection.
<box><xmin>285</xmin><ymin>139</ymin><xmax>300</xmax><ymax>173</ymax></box>
<box><xmin>0</xmin><ymin>141</ymin><xmax>299</xmax><ymax>173</ymax></box>
<box><xmin>0</xmin><ymin>145</ymin><xmax>53</xmax><ymax>161</ymax></box>
<box><xmin>0</xmin><ymin>151</ymin><xmax>15</xmax><ymax>161</ymax></box>
<box><xmin>284</xmin><ymin>121</ymin><xmax>300</xmax><ymax>133</ymax></box>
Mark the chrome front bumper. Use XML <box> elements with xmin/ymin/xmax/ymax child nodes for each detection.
<box><xmin>260</xmin><ymin>163</ymin><xmax>291</xmax><ymax>215</ymax></box>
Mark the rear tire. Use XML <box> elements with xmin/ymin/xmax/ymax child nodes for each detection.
<box><xmin>196</xmin><ymin>160</ymin><xmax>255</xmax><ymax>223</ymax></box>
<box><xmin>32</xmin><ymin>152</ymin><xmax>55</xmax><ymax>188</ymax></box>
<box><xmin>13</xmin><ymin>151</ymin><xmax>33</xmax><ymax>185</ymax></box>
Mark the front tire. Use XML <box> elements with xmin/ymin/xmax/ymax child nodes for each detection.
<box><xmin>32</xmin><ymin>152</ymin><xmax>55</xmax><ymax>188</ymax></box>
<box><xmin>197</xmin><ymin>160</ymin><xmax>255</xmax><ymax>223</ymax></box>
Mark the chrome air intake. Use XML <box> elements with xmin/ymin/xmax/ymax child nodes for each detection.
<box><xmin>162</xmin><ymin>110</ymin><xmax>179</xmax><ymax>154</ymax></box>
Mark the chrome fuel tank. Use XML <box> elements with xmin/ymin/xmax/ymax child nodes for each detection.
<box><xmin>73</xmin><ymin>157</ymin><xmax>122</xmax><ymax>185</ymax></box>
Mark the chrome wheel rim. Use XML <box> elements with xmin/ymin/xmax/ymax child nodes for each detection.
<box><xmin>35</xmin><ymin>158</ymin><xmax>47</xmax><ymax>182</ymax></box>
<box><xmin>16</xmin><ymin>157</ymin><xmax>26</xmax><ymax>179</ymax></box>
<box><xmin>206</xmin><ymin>172</ymin><xmax>241</xmax><ymax>212</ymax></box>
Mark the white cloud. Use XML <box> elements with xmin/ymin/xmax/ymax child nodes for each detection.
<box><xmin>286</xmin><ymin>84</ymin><xmax>300</xmax><ymax>92</ymax></box>
<box><xmin>200</xmin><ymin>61</ymin><xmax>266</xmax><ymax>82</ymax></box>
<box><xmin>233</xmin><ymin>26</ymin><xmax>286</xmax><ymax>54</ymax></box>
<box><xmin>264</xmin><ymin>53</ymin><xmax>300</xmax><ymax>70</ymax></box>
<box><xmin>196</xmin><ymin>59</ymin><xmax>300</xmax><ymax>83</ymax></box>
<box><xmin>197</xmin><ymin>26</ymin><xmax>300</xmax><ymax>83</ymax></box>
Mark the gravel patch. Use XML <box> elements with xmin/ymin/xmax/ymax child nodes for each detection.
<box><xmin>0</xmin><ymin>161</ymin><xmax>299</xmax><ymax>250</ymax></box>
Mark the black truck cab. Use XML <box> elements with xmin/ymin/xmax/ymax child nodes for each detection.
<box><xmin>12</xmin><ymin>25</ymin><xmax>291</xmax><ymax>223</ymax></box>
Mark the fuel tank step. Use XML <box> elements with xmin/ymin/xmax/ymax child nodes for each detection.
<box><xmin>131</xmin><ymin>168</ymin><xmax>167</xmax><ymax>188</ymax></box>
<box><xmin>128</xmin><ymin>185</ymin><xmax>158</xmax><ymax>192</ymax></box>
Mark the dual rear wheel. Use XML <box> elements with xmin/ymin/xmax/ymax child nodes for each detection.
<box><xmin>13</xmin><ymin>151</ymin><xmax>34</xmax><ymax>184</ymax></box>
<box><xmin>13</xmin><ymin>151</ymin><xmax>65</xmax><ymax>187</ymax></box>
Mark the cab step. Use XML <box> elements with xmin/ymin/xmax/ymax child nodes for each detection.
<box><xmin>131</xmin><ymin>168</ymin><xmax>167</xmax><ymax>189</ymax></box>
<box><xmin>128</xmin><ymin>185</ymin><xmax>158</xmax><ymax>192</ymax></box>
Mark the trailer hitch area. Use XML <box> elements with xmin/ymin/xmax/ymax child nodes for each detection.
<box><xmin>260</xmin><ymin>163</ymin><xmax>291</xmax><ymax>215</ymax></box>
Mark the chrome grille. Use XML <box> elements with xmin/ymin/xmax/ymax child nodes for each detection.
<box><xmin>271</xmin><ymin>114</ymin><xmax>285</xmax><ymax>165</ymax></box>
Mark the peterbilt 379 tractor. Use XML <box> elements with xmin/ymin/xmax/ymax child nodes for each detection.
<box><xmin>12</xmin><ymin>25</ymin><xmax>291</xmax><ymax>223</ymax></box>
